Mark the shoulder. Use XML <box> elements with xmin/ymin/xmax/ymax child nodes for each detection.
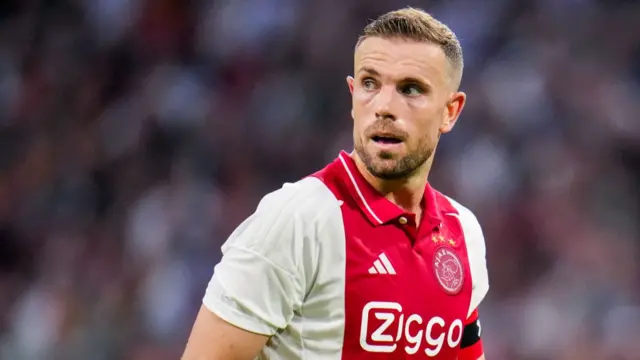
<box><xmin>441</xmin><ymin>195</ymin><xmax>484</xmax><ymax>240</ymax></box>
<box><xmin>224</xmin><ymin>177</ymin><xmax>342</xmax><ymax>253</ymax></box>
<box><xmin>254</xmin><ymin>177</ymin><xmax>343</xmax><ymax>238</ymax></box>
<box><xmin>438</xmin><ymin>192</ymin><xmax>485</xmax><ymax>258</ymax></box>
<box><xmin>256</xmin><ymin>176</ymin><xmax>341</xmax><ymax>221</ymax></box>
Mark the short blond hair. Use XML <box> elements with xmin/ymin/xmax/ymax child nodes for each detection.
<box><xmin>356</xmin><ymin>7</ymin><xmax>463</xmax><ymax>89</ymax></box>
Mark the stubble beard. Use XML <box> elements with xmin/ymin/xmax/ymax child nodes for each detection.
<box><xmin>354</xmin><ymin>137</ymin><xmax>433</xmax><ymax>180</ymax></box>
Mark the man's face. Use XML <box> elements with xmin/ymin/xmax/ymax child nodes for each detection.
<box><xmin>348</xmin><ymin>37</ymin><xmax>465</xmax><ymax>180</ymax></box>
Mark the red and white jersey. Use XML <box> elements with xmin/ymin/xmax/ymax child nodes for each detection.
<box><xmin>203</xmin><ymin>151</ymin><xmax>489</xmax><ymax>359</ymax></box>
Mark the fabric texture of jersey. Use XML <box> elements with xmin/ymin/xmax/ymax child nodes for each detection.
<box><xmin>203</xmin><ymin>151</ymin><xmax>489</xmax><ymax>359</ymax></box>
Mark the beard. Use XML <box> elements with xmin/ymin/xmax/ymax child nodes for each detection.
<box><xmin>354</xmin><ymin>134</ymin><xmax>433</xmax><ymax>180</ymax></box>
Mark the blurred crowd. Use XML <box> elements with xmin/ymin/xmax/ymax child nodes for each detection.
<box><xmin>0</xmin><ymin>0</ymin><xmax>639</xmax><ymax>359</ymax></box>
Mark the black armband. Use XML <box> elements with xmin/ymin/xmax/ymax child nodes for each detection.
<box><xmin>459</xmin><ymin>319</ymin><xmax>482</xmax><ymax>348</ymax></box>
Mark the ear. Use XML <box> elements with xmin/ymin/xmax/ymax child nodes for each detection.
<box><xmin>440</xmin><ymin>91</ymin><xmax>466</xmax><ymax>134</ymax></box>
<box><xmin>347</xmin><ymin>76</ymin><xmax>355</xmax><ymax>119</ymax></box>
<box><xmin>346</xmin><ymin>76</ymin><xmax>355</xmax><ymax>95</ymax></box>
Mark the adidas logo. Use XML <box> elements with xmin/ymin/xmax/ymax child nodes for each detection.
<box><xmin>368</xmin><ymin>253</ymin><xmax>396</xmax><ymax>275</ymax></box>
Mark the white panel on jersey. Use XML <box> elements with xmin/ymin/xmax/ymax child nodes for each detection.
<box><xmin>203</xmin><ymin>177</ymin><xmax>347</xmax><ymax>359</ymax></box>
<box><xmin>444</xmin><ymin>197</ymin><xmax>490</xmax><ymax>318</ymax></box>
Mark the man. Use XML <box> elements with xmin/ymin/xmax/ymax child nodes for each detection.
<box><xmin>183</xmin><ymin>7</ymin><xmax>488</xmax><ymax>360</ymax></box>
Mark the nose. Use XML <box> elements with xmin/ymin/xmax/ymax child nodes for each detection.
<box><xmin>374</xmin><ymin>86</ymin><xmax>398</xmax><ymax>121</ymax></box>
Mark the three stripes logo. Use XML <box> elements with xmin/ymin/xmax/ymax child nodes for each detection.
<box><xmin>368</xmin><ymin>253</ymin><xmax>396</xmax><ymax>275</ymax></box>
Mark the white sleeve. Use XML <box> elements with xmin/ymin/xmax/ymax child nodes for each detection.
<box><xmin>448</xmin><ymin>199</ymin><xmax>490</xmax><ymax>318</ymax></box>
<box><xmin>465</xmin><ymin>217</ymin><xmax>489</xmax><ymax>318</ymax></box>
<box><xmin>202</xmin><ymin>180</ymin><xmax>325</xmax><ymax>335</ymax></box>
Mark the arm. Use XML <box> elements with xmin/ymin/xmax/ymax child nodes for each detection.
<box><xmin>458</xmin><ymin>309</ymin><xmax>485</xmax><ymax>360</ymax></box>
<box><xmin>183</xmin><ymin>305</ymin><xmax>269</xmax><ymax>360</ymax></box>
<box><xmin>183</xmin><ymin>185</ymin><xmax>317</xmax><ymax>360</ymax></box>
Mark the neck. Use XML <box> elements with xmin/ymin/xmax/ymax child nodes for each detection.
<box><xmin>352</xmin><ymin>151</ymin><xmax>433</xmax><ymax>216</ymax></box>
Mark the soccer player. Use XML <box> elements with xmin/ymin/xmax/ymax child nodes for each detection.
<box><xmin>183</xmin><ymin>7</ymin><xmax>488</xmax><ymax>360</ymax></box>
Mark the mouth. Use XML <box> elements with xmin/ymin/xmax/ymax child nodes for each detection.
<box><xmin>371</xmin><ymin>135</ymin><xmax>403</xmax><ymax>145</ymax></box>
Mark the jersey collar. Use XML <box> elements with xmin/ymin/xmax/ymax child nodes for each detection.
<box><xmin>336</xmin><ymin>151</ymin><xmax>443</xmax><ymax>229</ymax></box>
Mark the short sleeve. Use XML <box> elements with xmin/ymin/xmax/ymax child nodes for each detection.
<box><xmin>202</xmin><ymin>179</ymin><xmax>327</xmax><ymax>336</ymax></box>
<box><xmin>462</xmin><ymin>213</ymin><xmax>489</xmax><ymax>317</ymax></box>
<box><xmin>447</xmin><ymin>198</ymin><xmax>490</xmax><ymax>318</ymax></box>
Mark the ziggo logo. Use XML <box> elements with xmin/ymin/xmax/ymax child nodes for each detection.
<box><xmin>359</xmin><ymin>301</ymin><xmax>463</xmax><ymax>356</ymax></box>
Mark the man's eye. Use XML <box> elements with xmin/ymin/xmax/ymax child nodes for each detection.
<box><xmin>362</xmin><ymin>79</ymin><xmax>377</xmax><ymax>90</ymax></box>
<box><xmin>401</xmin><ymin>84</ymin><xmax>423</xmax><ymax>96</ymax></box>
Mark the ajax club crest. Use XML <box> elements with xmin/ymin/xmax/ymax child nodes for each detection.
<box><xmin>432</xmin><ymin>246</ymin><xmax>464</xmax><ymax>295</ymax></box>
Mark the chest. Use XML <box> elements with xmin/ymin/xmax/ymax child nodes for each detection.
<box><xmin>340</xmin><ymin>210</ymin><xmax>473</xmax><ymax>359</ymax></box>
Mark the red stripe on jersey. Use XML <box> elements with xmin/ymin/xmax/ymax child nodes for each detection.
<box><xmin>466</xmin><ymin>309</ymin><xmax>479</xmax><ymax>325</ymax></box>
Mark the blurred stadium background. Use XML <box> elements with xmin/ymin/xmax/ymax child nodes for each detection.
<box><xmin>0</xmin><ymin>0</ymin><xmax>639</xmax><ymax>359</ymax></box>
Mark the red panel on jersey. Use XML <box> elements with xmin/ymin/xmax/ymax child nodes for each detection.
<box><xmin>314</xmin><ymin>152</ymin><xmax>475</xmax><ymax>359</ymax></box>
